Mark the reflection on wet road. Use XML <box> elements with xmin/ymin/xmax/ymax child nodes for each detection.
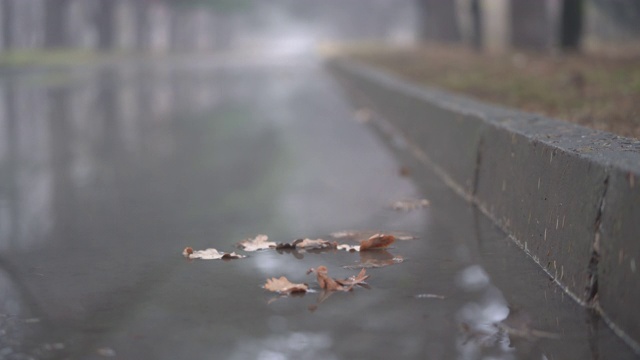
<box><xmin>0</xmin><ymin>57</ymin><xmax>636</xmax><ymax>359</ymax></box>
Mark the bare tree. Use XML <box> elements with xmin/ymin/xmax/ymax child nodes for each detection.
<box><xmin>44</xmin><ymin>0</ymin><xmax>71</xmax><ymax>48</ymax></box>
<box><xmin>510</xmin><ymin>0</ymin><xmax>551</xmax><ymax>50</ymax></box>
<box><xmin>134</xmin><ymin>0</ymin><xmax>151</xmax><ymax>51</ymax></box>
<box><xmin>470</xmin><ymin>0</ymin><xmax>482</xmax><ymax>50</ymax></box>
<box><xmin>416</xmin><ymin>0</ymin><xmax>461</xmax><ymax>43</ymax></box>
<box><xmin>560</xmin><ymin>0</ymin><xmax>583</xmax><ymax>51</ymax></box>
<box><xmin>96</xmin><ymin>0</ymin><xmax>116</xmax><ymax>50</ymax></box>
<box><xmin>2</xmin><ymin>0</ymin><xmax>17</xmax><ymax>49</ymax></box>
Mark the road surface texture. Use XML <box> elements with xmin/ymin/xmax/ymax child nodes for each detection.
<box><xmin>0</xmin><ymin>56</ymin><xmax>637</xmax><ymax>359</ymax></box>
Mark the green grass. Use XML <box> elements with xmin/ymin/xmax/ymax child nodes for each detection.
<box><xmin>337</xmin><ymin>44</ymin><xmax>640</xmax><ymax>138</ymax></box>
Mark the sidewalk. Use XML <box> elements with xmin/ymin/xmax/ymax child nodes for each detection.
<box><xmin>329</xmin><ymin>58</ymin><xmax>640</xmax><ymax>353</ymax></box>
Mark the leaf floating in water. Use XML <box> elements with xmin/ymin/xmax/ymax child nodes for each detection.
<box><xmin>182</xmin><ymin>247</ymin><xmax>246</xmax><ymax>260</ymax></box>
<box><xmin>237</xmin><ymin>234</ymin><xmax>276</xmax><ymax>251</ymax></box>
<box><xmin>263</xmin><ymin>277</ymin><xmax>308</xmax><ymax>294</ymax></box>
<box><xmin>308</xmin><ymin>266</ymin><xmax>347</xmax><ymax>291</ymax></box>
<box><xmin>307</xmin><ymin>265</ymin><xmax>369</xmax><ymax>292</ymax></box>
<box><xmin>391</xmin><ymin>198</ymin><xmax>430</xmax><ymax>211</ymax></box>
<box><xmin>336</xmin><ymin>268</ymin><xmax>370</xmax><ymax>288</ymax></box>
<box><xmin>359</xmin><ymin>234</ymin><xmax>395</xmax><ymax>251</ymax></box>
<box><xmin>335</xmin><ymin>234</ymin><xmax>396</xmax><ymax>252</ymax></box>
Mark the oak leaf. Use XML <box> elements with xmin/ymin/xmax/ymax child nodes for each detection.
<box><xmin>182</xmin><ymin>247</ymin><xmax>246</xmax><ymax>260</ymax></box>
<box><xmin>307</xmin><ymin>266</ymin><xmax>372</xmax><ymax>292</ymax></box>
<box><xmin>336</xmin><ymin>268</ymin><xmax>369</xmax><ymax>287</ymax></box>
<box><xmin>263</xmin><ymin>276</ymin><xmax>308</xmax><ymax>294</ymax></box>
<box><xmin>359</xmin><ymin>234</ymin><xmax>395</xmax><ymax>251</ymax></box>
<box><xmin>307</xmin><ymin>266</ymin><xmax>348</xmax><ymax>291</ymax></box>
<box><xmin>237</xmin><ymin>234</ymin><xmax>276</xmax><ymax>251</ymax></box>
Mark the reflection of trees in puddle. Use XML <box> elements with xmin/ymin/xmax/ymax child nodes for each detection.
<box><xmin>0</xmin><ymin>65</ymin><xmax>291</xmax><ymax>357</ymax></box>
<box><xmin>343</xmin><ymin>249</ymin><xmax>404</xmax><ymax>269</ymax></box>
<box><xmin>455</xmin><ymin>264</ymin><xmax>559</xmax><ymax>359</ymax></box>
<box><xmin>228</xmin><ymin>330</ymin><xmax>336</xmax><ymax>360</ymax></box>
<box><xmin>455</xmin><ymin>265</ymin><xmax>515</xmax><ymax>359</ymax></box>
<box><xmin>0</xmin><ymin>264</ymin><xmax>61</xmax><ymax>358</ymax></box>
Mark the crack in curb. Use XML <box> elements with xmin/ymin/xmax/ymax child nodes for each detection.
<box><xmin>472</xmin><ymin>135</ymin><xmax>484</xmax><ymax>196</ymax></box>
<box><xmin>586</xmin><ymin>174</ymin><xmax>609</xmax><ymax>304</ymax></box>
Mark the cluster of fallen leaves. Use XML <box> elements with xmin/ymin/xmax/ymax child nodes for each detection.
<box><xmin>182</xmin><ymin>230</ymin><xmax>419</xmax><ymax>308</ymax></box>
<box><xmin>263</xmin><ymin>266</ymin><xmax>369</xmax><ymax>295</ymax></box>
<box><xmin>182</xmin><ymin>232</ymin><xmax>409</xmax><ymax>261</ymax></box>
<box><xmin>263</xmin><ymin>266</ymin><xmax>373</xmax><ymax>310</ymax></box>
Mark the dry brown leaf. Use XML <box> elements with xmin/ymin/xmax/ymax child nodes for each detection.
<box><xmin>263</xmin><ymin>276</ymin><xmax>308</xmax><ymax>294</ymax></box>
<box><xmin>307</xmin><ymin>266</ymin><xmax>349</xmax><ymax>291</ymax></box>
<box><xmin>182</xmin><ymin>247</ymin><xmax>246</xmax><ymax>260</ymax></box>
<box><xmin>359</xmin><ymin>234</ymin><xmax>396</xmax><ymax>251</ymax></box>
<box><xmin>336</xmin><ymin>268</ymin><xmax>370</xmax><ymax>287</ymax></box>
<box><xmin>237</xmin><ymin>234</ymin><xmax>276</xmax><ymax>251</ymax></box>
<box><xmin>391</xmin><ymin>198</ymin><xmax>430</xmax><ymax>211</ymax></box>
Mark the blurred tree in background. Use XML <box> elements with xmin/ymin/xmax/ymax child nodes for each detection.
<box><xmin>0</xmin><ymin>0</ymin><xmax>638</xmax><ymax>55</ymax></box>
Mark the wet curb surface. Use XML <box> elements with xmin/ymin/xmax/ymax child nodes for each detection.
<box><xmin>328</xmin><ymin>59</ymin><xmax>640</xmax><ymax>351</ymax></box>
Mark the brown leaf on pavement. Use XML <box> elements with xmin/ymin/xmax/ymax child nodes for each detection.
<box><xmin>359</xmin><ymin>234</ymin><xmax>395</xmax><ymax>251</ymax></box>
<box><xmin>307</xmin><ymin>266</ymin><xmax>349</xmax><ymax>291</ymax></box>
<box><xmin>237</xmin><ymin>234</ymin><xmax>276</xmax><ymax>251</ymax></box>
<box><xmin>182</xmin><ymin>247</ymin><xmax>246</xmax><ymax>260</ymax></box>
<box><xmin>336</xmin><ymin>268</ymin><xmax>370</xmax><ymax>287</ymax></box>
<box><xmin>263</xmin><ymin>277</ymin><xmax>309</xmax><ymax>294</ymax></box>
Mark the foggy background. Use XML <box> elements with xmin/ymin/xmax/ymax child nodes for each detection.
<box><xmin>0</xmin><ymin>0</ymin><xmax>639</xmax><ymax>56</ymax></box>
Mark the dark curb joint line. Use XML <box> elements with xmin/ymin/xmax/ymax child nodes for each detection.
<box><xmin>328</xmin><ymin>59</ymin><xmax>640</xmax><ymax>353</ymax></box>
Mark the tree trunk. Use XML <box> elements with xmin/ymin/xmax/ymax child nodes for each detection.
<box><xmin>416</xmin><ymin>0</ymin><xmax>461</xmax><ymax>43</ymax></box>
<box><xmin>44</xmin><ymin>0</ymin><xmax>71</xmax><ymax>48</ymax></box>
<box><xmin>134</xmin><ymin>0</ymin><xmax>150</xmax><ymax>51</ymax></box>
<box><xmin>510</xmin><ymin>0</ymin><xmax>550</xmax><ymax>50</ymax></box>
<box><xmin>560</xmin><ymin>0</ymin><xmax>583</xmax><ymax>51</ymax></box>
<box><xmin>96</xmin><ymin>0</ymin><xmax>116</xmax><ymax>50</ymax></box>
<box><xmin>470</xmin><ymin>0</ymin><xmax>483</xmax><ymax>50</ymax></box>
<box><xmin>2</xmin><ymin>0</ymin><xmax>16</xmax><ymax>49</ymax></box>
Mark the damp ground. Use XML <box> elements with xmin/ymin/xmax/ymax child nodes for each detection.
<box><xmin>0</xmin><ymin>55</ymin><xmax>637</xmax><ymax>359</ymax></box>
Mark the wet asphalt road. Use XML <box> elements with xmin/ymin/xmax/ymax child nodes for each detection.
<box><xmin>0</xmin><ymin>56</ymin><xmax>637</xmax><ymax>359</ymax></box>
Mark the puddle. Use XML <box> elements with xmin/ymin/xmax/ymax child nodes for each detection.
<box><xmin>0</xmin><ymin>61</ymin><xmax>636</xmax><ymax>359</ymax></box>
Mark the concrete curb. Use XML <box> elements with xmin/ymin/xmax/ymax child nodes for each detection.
<box><xmin>328</xmin><ymin>59</ymin><xmax>640</xmax><ymax>350</ymax></box>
